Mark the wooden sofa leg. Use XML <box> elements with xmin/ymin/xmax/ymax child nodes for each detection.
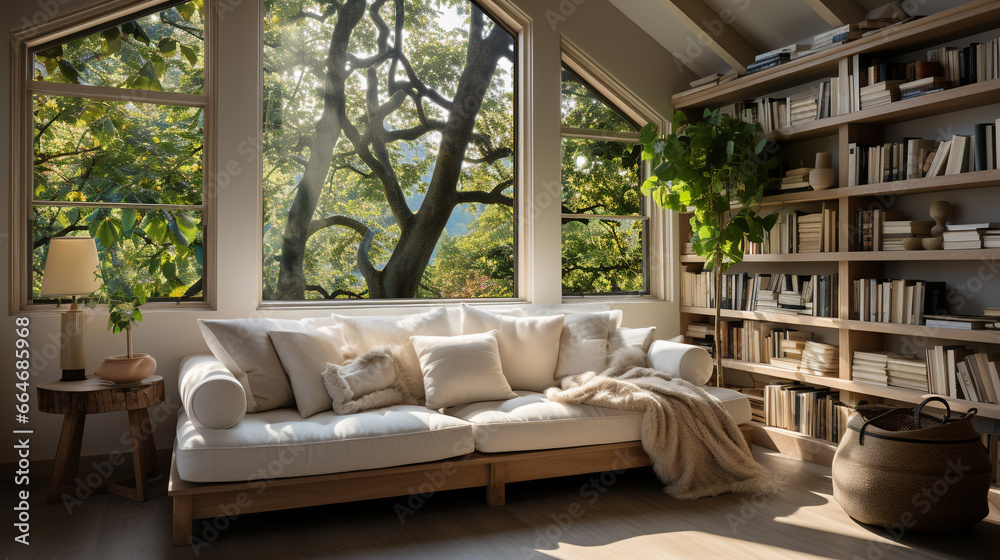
<box><xmin>487</xmin><ymin>463</ymin><xmax>506</xmax><ymax>506</ymax></box>
<box><xmin>740</xmin><ymin>424</ymin><xmax>753</xmax><ymax>448</ymax></box>
<box><xmin>173</xmin><ymin>495</ymin><xmax>193</xmax><ymax>546</ymax></box>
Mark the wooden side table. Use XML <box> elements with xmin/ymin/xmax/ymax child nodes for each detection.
<box><xmin>38</xmin><ymin>375</ymin><xmax>165</xmax><ymax>503</ymax></box>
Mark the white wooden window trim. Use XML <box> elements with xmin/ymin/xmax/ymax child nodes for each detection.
<box><xmin>9</xmin><ymin>0</ymin><xmax>217</xmax><ymax>313</ymax></box>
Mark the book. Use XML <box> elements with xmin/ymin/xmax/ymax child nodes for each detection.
<box><xmin>944</xmin><ymin>135</ymin><xmax>972</xmax><ymax>175</ymax></box>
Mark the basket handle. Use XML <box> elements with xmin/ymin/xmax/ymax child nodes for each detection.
<box><xmin>858</xmin><ymin>408</ymin><xmax>900</xmax><ymax>446</ymax></box>
<box><xmin>914</xmin><ymin>396</ymin><xmax>951</xmax><ymax>428</ymax></box>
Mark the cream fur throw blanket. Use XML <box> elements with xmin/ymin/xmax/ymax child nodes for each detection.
<box><xmin>545</xmin><ymin>348</ymin><xmax>777</xmax><ymax>500</ymax></box>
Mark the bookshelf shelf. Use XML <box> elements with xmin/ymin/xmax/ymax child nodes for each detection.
<box><xmin>838</xmin><ymin>320</ymin><xmax>1000</xmax><ymax>344</ymax></box>
<box><xmin>682</xmin><ymin>305</ymin><xmax>1000</xmax><ymax>343</ymax></box>
<box><xmin>765</xmin><ymin>79</ymin><xmax>1000</xmax><ymax>142</ymax></box>
<box><xmin>679</xmin><ymin>248</ymin><xmax>1000</xmax><ymax>263</ymax></box>
<box><xmin>680</xmin><ymin>306</ymin><xmax>839</xmax><ymax>328</ymax></box>
<box><xmin>723</xmin><ymin>358</ymin><xmax>1000</xmax><ymax>421</ymax></box>
<box><xmin>681</xmin><ymin>170</ymin><xmax>1000</xmax><ymax>214</ymax></box>
<box><xmin>671</xmin><ymin>0</ymin><xmax>1000</xmax><ymax>110</ymax></box>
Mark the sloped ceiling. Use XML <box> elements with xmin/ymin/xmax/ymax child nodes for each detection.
<box><xmin>609</xmin><ymin>0</ymin><xmax>976</xmax><ymax>80</ymax></box>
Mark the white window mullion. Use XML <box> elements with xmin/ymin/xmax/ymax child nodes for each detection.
<box><xmin>27</xmin><ymin>81</ymin><xmax>207</xmax><ymax>108</ymax></box>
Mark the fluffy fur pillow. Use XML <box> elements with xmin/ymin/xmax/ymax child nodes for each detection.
<box><xmin>321</xmin><ymin>346</ymin><xmax>419</xmax><ymax>415</ymax></box>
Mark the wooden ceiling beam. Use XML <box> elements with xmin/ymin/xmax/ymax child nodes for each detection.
<box><xmin>655</xmin><ymin>0</ymin><xmax>758</xmax><ymax>74</ymax></box>
<box><xmin>803</xmin><ymin>0</ymin><xmax>868</xmax><ymax>27</ymax></box>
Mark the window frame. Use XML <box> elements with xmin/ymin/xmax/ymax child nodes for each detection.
<box><xmin>558</xmin><ymin>40</ymin><xmax>670</xmax><ymax>301</ymax></box>
<box><xmin>8</xmin><ymin>0</ymin><xmax>217</xmax><ymax>313</ymax></box>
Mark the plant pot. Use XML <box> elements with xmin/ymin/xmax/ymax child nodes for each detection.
<box><xmin>96</xmin><ymin>353</ymin><xmax>157</xmax><ymax>384</ymax></box>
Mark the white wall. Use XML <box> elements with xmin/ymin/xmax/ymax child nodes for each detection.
<box><xmin>0</xmin><ymin>0</ymin><xmax>688</xmax><ymax>463</ymax></box>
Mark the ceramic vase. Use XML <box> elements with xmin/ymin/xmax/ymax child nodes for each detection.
<box><xmin>809</xmin><ymin>152</ymin><xmax>835</xmax><ymax>190</ymax></box>
<box><xmin>95</xmin><ymin>353</ymin><xmax>157</xmax><ymax>383</ymax></box>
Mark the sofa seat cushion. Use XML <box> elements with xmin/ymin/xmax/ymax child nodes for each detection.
<box><xmin>445</xmin><ymin>387</ymin><xmax>752</xmax><ymax>453</ymax></box>
<box><xmin>174</xmin><ymin>406</ymin><xmax>475</xmax><ymax>483</ymax></box>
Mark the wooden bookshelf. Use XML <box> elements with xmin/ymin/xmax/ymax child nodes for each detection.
<box><xmin>675</xmin><ymin>1</ymin><xmax>1000</xmax><ymax>457</ymax></box>
<box><xmin>671</xmin><ymin>0</ymin><xmax>1000</xmax><ymax>110</ymax></box>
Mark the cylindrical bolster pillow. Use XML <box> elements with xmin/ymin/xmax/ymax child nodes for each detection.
<box><xmin>647</xmin><ymin>340</ymin><xmax>713</xmax><ymax>386</ymax></box>
<box><xmin>179</xmin><ymin>355</ymin><xmax>247</xmax><ymax>429</ymax></box>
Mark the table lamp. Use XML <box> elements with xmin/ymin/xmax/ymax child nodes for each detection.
<box><xmin>40</xmin><ymin>237</ymin><xmax>101</xmax><ymax>381</ymax></box>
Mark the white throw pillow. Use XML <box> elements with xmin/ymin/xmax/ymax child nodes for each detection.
<box><xmin>608</xmin><ymin>326</ymin><xmax>657</xmax><ymax>355</ymax></box>
<box><xmin>556</xmin><ymin>338</ymin><xmax>610</xmax><ymax>377</ymax></box>
<box><xmin>332</xmin><ymin>307</ymin><xmax>458</xmax><ymax>399</ymax></box>
<box><xmin>197</xmin><ymin>318</ymin><xmax>304</xmax><ymax>412</ymax></box>
<box><xmin>269</xmin><ymin>327</ymin><xmax>348</xmax><ymax>418</ymax></box>
<box><xmin>554</xmin><ymin>313</ymin><xmax>612</xmax><ymax>378</ymax></box>
<box><xmin>321</xmin><ymin>346</ymin><xmax>418</xmax><ymax>414</ymax></box>
<box><xmin>410</xmin><ymin>331</ymin><xmax>518</xmax><ymax>409</ymax></box>
<box><xmin>460</xmin><ymin>304</ymin><xmax>564</xmax><ymax>391</ymax></box>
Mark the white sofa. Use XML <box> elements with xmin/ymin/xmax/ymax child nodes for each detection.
<box><xmin>169</xmin><ymin>307</ymin><xmax>751</xmax><ymax>545</ymax></box>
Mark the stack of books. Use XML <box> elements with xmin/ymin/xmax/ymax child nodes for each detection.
<box><xmin>924</xmin><ymin>314</ymin><xmax>998</xmax><ymax>330</ymax></box>
<box><xmin>881</xmin><ymin>220</ymin><xmax>932</xmax><ymax>250</ymax></box>
<box><xmin>781</xmin><ymin>167</ymin><xmax>812</xmax><ymax>192</ymax></box>
<box><xmin>796</xmin><ymin>213</ymin><xmax>823</xmax><ymax>253</ymax></box>
<box><xmin>766</xmin><ymin>329</ymin><xmax>813</xmax><ymax>371</ymax></box>
<box><xmin>800</xmin><ymin>341</ymin><xmax>839</xmax><ymax>376</ymax></box>
<box><xmin>899</xmin><ymin>76</ymin><xmax>950</xmax><ymax>100</ymax></box>
<box><xmin>746</xmin><ymin>52</ymin><xmax>790</xmax><ymax>75</ymax></box>
<box><xmin>852</xmin><ymin>351</ymin><xmax>890</xmax><ymax>385</ymax></box>
<box><xmin>886</xmin><ymin>355</ymin><xmax>929</xmax><ymax>392</ymax></box>
<box><xmin>748</xmin><ymin>206</ymin><xmax>837</xmax><ymax>254</ymax></box>
<box><xmin>925</xmin><ymin>345</ymin><xmax>1000</xmax><ymax>403</ymax></box>
<box><xmin>789</xmin><ymin>93</ymin><xmax>819</xmax><ymax>126</ymax></box>
<box><xmin>719</xmin><ymin>79</ymin><xmax>835</xmax><ymax>133</ymax></box>
<box><xmin>942</xmin><ymin>222</ymin><xmax>1000</xmax><ymax>250</ymax></box>
<box><xmin>685</xmin><ymin>322</ymin><xmax>714</xmax><ymax>353</ymax></box>
<box><xmin>672</xmin><ymin>70</ymin><xmax>738</xmax><ymax>98</ymax></box>
<box><xmin>852</xmin><ymin>278</ymin><xmax>946</xmax><ymax>325</ymax></box>
<box><xmin>860</xmin><ymin>80</ymin><xmax>903</xmax><ymax>109</ymax></box>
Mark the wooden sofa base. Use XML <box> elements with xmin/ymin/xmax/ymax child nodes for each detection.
<box><xmin>169</xmin><ymin>425</ymin><xmax>753</xmax><ymax>546</ymax></box>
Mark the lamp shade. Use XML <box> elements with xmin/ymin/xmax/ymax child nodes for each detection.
<box><xmin>40</xmin><ymin>237</ymin><xmax>102</xmax><ymax>297</ymax></box>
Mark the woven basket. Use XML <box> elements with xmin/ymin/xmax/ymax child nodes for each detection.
<box><xmin>832</xmin><ymin>397</ymin><xmax>991</xmax><ymax>533</ymax></box>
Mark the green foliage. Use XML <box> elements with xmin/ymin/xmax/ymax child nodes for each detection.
<box><xmin>641</xmin><ymin>109</ymin><xmax>778</xmax><ymax>272</ymax></box>
<box><xmin>96</xmin><ymin>260</ymin><xmax>149</xmax><ymax>335</ymax></box>
<box><xmin>262</xmin><ymin>0</ymin><xmax>516</xmax><ymax>300</ymax></box>
<box><xmin>31</xmin><ymin>1</ymin><xmax>205</xmax><ymax>302</ymax></box>
<box><xmin>559</xmin><ymin>67</ymin><xmax>645</xmax><ymax>294</ymax></box>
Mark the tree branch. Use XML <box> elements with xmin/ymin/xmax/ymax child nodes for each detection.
<box><xmin>308</xmin><ymin>214</ymin><xmax>370</xmax><ymax>238</ymax></box>
<box><xmin>34</xmin><ymin>146</ymin><xmax>102</xmax><ymax>164</ymax></box>
<box><xmin>456</xmin><ymin>179</ymin><xmax>513</xmax><ymax>206</ymax></box>
<box><xmin>33</xmin><ymin>225</ymin><xmax>88</xmax><ymax>249</ymax></box>
<box><xmin>306</xmin><ymin>284</ymin><xmax>367</xmax><ymax>299</ymax></box>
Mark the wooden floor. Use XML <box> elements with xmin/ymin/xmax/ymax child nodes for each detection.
<box><xmin>3</xmin><ymin>446</ymin><xmax>999</xmax><ymax>560</ymax></box>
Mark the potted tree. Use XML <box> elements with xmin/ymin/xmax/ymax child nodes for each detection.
<box><xmin>640</xmin><ymin>109</ymin><xmax>778</xmax><ymax>387</ymax></box>
<box><xmin>94</xmin><ymin>263</ymin><xmax>156</xmax><ymax>383</ymax></box>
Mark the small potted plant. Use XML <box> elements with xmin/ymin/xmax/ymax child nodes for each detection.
<box><xmin>94</xmin><ymin>263</ymin><xmax>156</xmax><ymax>383</ymax></box>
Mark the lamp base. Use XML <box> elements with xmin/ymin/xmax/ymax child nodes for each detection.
<box><xmin>61</xmin><ymin>369</ymin><xmax>86</xmax><ymax>382</ymax></box>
